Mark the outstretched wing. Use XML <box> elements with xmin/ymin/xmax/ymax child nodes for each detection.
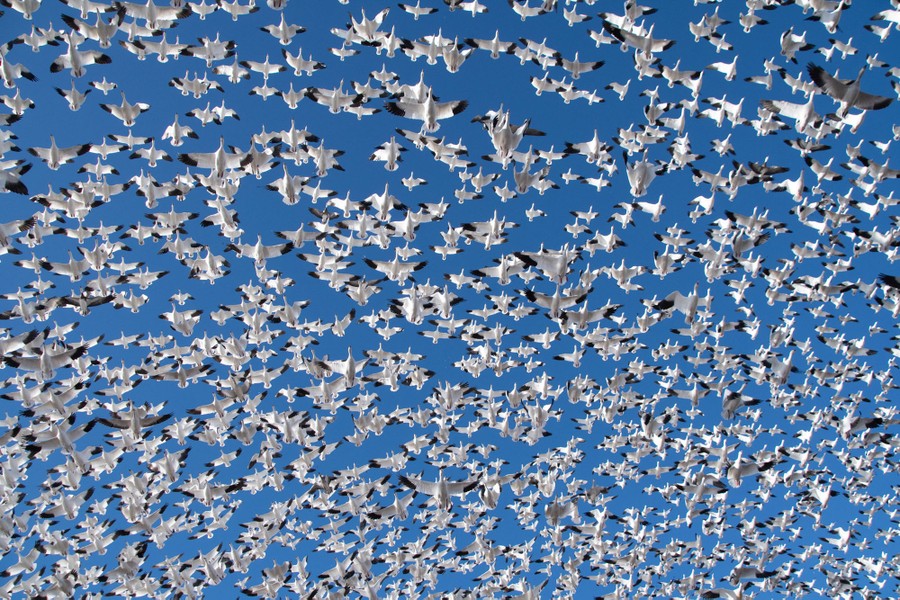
<box><xmin>398</xmin><ymin>474</ymin><xmax>437</xmax><ymax>495</ymax></box>
<box><xmin>854</xmin><ymin>91</ymin><xmax>893</xmax><ymax>111</ymax></box>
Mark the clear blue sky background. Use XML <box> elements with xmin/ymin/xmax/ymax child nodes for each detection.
<box><xmin>1</xmin><ymin>0</ymin><xmax>899</xmax><ymax>597</ymax></box>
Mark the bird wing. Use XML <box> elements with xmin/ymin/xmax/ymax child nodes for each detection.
<box><xmin>650</xmin><ymin>37</ymin><xmax>675</xmax><ymax>53</ymax></box>
<box><xmin>854</xmin><ymin>91</ymin><xmax>893</xmax><ymax>111</ymax></box>
<box><xmin>261</xmin><ymin>243</ymin><xmax>292</xmax><ymax>258</ymax></box>
<box><xmin>761</xmin><ymin>99</ymin><xmax>806</xmax><ymax>120</ymax></box>
<box><xmin>656</xmin><ymin>290</ymin><xmax>688</xmax><ymax>311</ymax></box>
<box><xmin>603</xmin><ymin>21</ymin><xmax>636</xmax><ymax>46</ymax></box>
<box><xmin>879</xmin><ymin>273</ymin><xmax>900</xmax><ymax>289</ymax></box>
<box><xmin>385</xmin><ymin>100</ymin><xmax>424</xmax><ymax>119</ymax></box>
<box><xmin>398</xmin><ymin>474</ymin><xmax>438</xmax><ymax>495</ymax></box>
<box><xmin>807</xmin><ymin>63</ymin><xmax>848</xmax><ymax>98</ymax></box>
<box><xmin>445</xmin><ymin>480</ymin><xmax>478</xmax><ymax>495</ymax></box>
<box><xmin>60</xmin><ymin>143</ymin><xmax>92</xmax><ymax>160</ymax></box>
<box><xmin>434</xmin><ymin>99</ymin><xmax>468</xmax><ymax>119</ymax></box>
<box><xmin>178</xmin><ymin>152</ymin><xmax>216</xmax><ymax>168</ymax></box>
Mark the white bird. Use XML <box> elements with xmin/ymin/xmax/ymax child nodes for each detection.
<box><xmin>0</xmin><ymin>44</ymin><xmax>38</xmax><ymax>88</ymax></box>
<box><xmin>465</xmin><ymin>30</ymin><xmax>517</xmax><ymax>59</ymax></box>
<box><xmin>369</xmin><ymin>136</ymin><xmax>406</xmax><ymax>171</ymax></box>
<box><xmin>100</xmin><ymin>91</ymin><xmax>151</xmax><ymax>127</ymax></box>
<box><xmin>603</xmin><ymin>21</ymin><xmax>675</xmax><ymax>55</ymax></box>
<box><xmin>399</xmin><ymin>1</ymin><xmax>437</xmax><ymax>20</ymax></box>
<box><xmin>624</xmin><ymin>151</ymin><xmax>666</xmax><ymax>197</ymax></box>
<box><xmin>397</xmin><ymin>470</ymin><xmax>478</xmax><ymax>510</ymax></box>
<box><xmin>281</xmin><ymin>48</ymin><xmax>325</xmax><ymax>75</ymax></box>
<box><xmin>760</xmin><ymin>91</ymin><xmax>821</xmax><ymax>135</ymax></box>
<box><xmin>28</xmin><ymin>136</ymin><xmax>90</xmax><ymax>170</ymax></box>
<box><xmin>261</xmin><ymin>13</ymin><xmax>305</xmax><ymax>45</ymax></box>
<box><xmin>5</xmin><ymin>341</ymin><xmax>90</xmax><ymax>382</ymax></box>
<box><xmin>50</xmin><ymin>32</ymin><xmax>112</xmax><ymax>77</ymax></box>
<box><xmin>385</xmin><ymin>87</ymin><xmax>468</xmax><ymax>133</ymax></box>
<box><xmin>654</xmin><ymin>282</ymin><xmax>708</xmax><ymax>323</ymax></box>
<box><xmin>178</xmin><ymin>136</ymin><xmax>250</xmax><ymax>178</ymax></box>
<box><xmin>116</xmin><ymin>0</ymin><xmax>192</xmax><ymax>30</ymax></box>
<box><xmin>807</xmin><ymin>63</ymin><xmax>893</xmax><ymax>118</ymax></box>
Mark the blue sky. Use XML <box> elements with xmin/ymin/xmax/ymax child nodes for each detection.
<box><xmin>1</xmin><ymin>0</ymin><xmax>899</xmax><ymax>597</ymax></box>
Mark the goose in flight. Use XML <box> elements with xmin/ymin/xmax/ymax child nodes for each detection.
<box><xmin>624</xmin><ymin>151</ymin><xmax>666</xmax><ymax>198</ymax></box>
<box><xmin>261</xmin><ymin>13</ymin><xmax>305</xmax><ymax>45</ymax></box>
<box><xmin>399</xmin><ymin>1</ymin><xmax>438</xmax><ymax>20</ymax></box>
<box><xmin>100</xmin><ymin>91</ymin><xmax>151</xmax><ymax>127</ymax></box>
<box><xmin>50</xmin><ymin>32</ymin><xmax>112</xmax><ymax>77</ymax></box>
<box><xmin>23</xmin><ymin>416</ymin><xmax>98</xmax><ymax>458</ymax></box>
<box><xmin>61</xmin><ymin>7</ymin><xmax>128</xmax><ymax>49</ymax></box>
<box><xmin>116</xmin><ymin>0</ymin><xmax>192</xmax><ymax>30</ymax></box>
<box><xmin>465</xmin><ymin>30</ymin><xmax>518</xmax><ymax>59</ymax></box>
<box><xmin>654</xmin><ymin>282</ymin><xmax>708</xmax><ymax>324</ymax></box>
<box><xmin>282</xmin><ymin>48</ymin><xmax>325</xmax><ymax>76</ymax></box>
<box><xmin>178</xmin><ymin>136</ymin><xmax>251</xmax><ymax>178</ymax></box>
<box><xmin>28</xmin><ymin>136</ymin><xmax>90</xmax><ymax>170</ymax></box>
<box><xmin>98</xmin><ymin>400</ymin><xmax>172</xmax><ymax>440</ymax></box>
<box><xmin>304</xmin><ymin>79</ymin><xmax>366</xmax><ymax>115</ymax></box>
<box><xmin>807</xmin><ymin>63</ymin><xmax>893</xmax><ymax>118</ymax></box>
<box><xmin>760</xmin><ymin>91</ymin><xmax>822</xmax><ymax>135</ymax></box>
<box><xmin>225</xmin><ymin>235</ymin><xmax>292</xmax><ymax>268</ymax></box>
<box><xmin>0</xmin><ymin>44</ymin><xmax>38</xmax><ymax>89</ymax></box>
<box><xmin>5</xmin><ymin>340</ymin><xmax>90</xmax><ymax>382</ymax></box>
<box><xmin>603</xmin><ymin>21</ymin><xmax>674</xmax><ymax>55</ymax></box>
<box><xmin>385</xmin><ymin>87</ymin><xmax>468</xmax><ymax>133</ymax></box>
<box><xmin>515</xmin><ymin>243</ymin><xmax>580</xmax><ymax>285</ymax></box>
<box><xmin>346</xmin><ymin>7</ymin><xmax>391</xmax><ymax>44</ymax></box>
<box><xmin>397</xmin><ymin>470</ymin><xmax>478</xmax><ymax>510</ymax></box>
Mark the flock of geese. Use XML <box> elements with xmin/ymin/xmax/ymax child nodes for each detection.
<box><xmin>0</xmin><ymin>0</ymin><xmax>899</xmax><ymax>597</ymax></box>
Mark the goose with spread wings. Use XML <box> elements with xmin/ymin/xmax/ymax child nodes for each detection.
<box><xmin>385</xmin><ymin>87</ymin><xmax>468</xmax><ymax>132</ymax></box>
<box><xmin>760</xmin><ymin>91</ymin><xmax>822</xmax><ymax>135</ymax></box>
<box><xmin>398</xmin><ymin>471</ymin><xmax>478</xmax><ymax>510</ymax></box>
<box><xmin>28</xmin><ymin>135</ymin><xmax>91</xmax><ymax>170</ymax></box>
<box><xmin>178</xmin><ymin>136</ymin><xmax>251</xmax><ymax>178</ymax></box>
<box><xmin>603</xmin><ymin>21</ymin><xmax>674</xmax><ymax>55</ymax></box>
<box><xmin>807</xmin><ymin>63</ymin><xmax>893</xmax><ymax>118</ymax></box>
<box><xmin>50</xmin><ymin>32</ymin><xmax>112</xmax><ymax>78</ymax></box>
<box><xmin>115</xmin><ymin>0</ymin><xmax>191</xmax><ymax>30</ymax></box>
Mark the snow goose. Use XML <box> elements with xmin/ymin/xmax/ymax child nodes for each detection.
<box><xmin>261</xmin><ymin>13</ymin><xmax>304</xmax><ymax>45</ymax></box>
<box><xmin>304</xmin><ymin>79</ymin><xmax>364</xmax><ymax>114</ymax></box>
<box><xmin>399</xmin><ymin>1</ymin><xmax>437</xmax><ymax>20</ymax></box>
<box><xmin>465</xmin><ymin>30</ymin><xmax>517</xmax><ymax>59</ymax></box>
<box><xmin>508</xmin><ymin>0</ymin><xmax>552</xmax><ymax>21</ymax></box>
<box><xmin>178</xmin><ymin>136</ymin><xmax>250</xmax><ymax>178</ymax></box>
<box><xmin>61</xmin><ymin>8</ymin><xmax>127</xmax><ymax>48</ymax></box>
<box><xmin>779</xmin><ymin>26</ymin><xmax>813</xmax><ymax>63</ymax></box>
<box><xmin>398</xmin><ymin>470</ymin><xmax>478</xmax><ymax>510</ymax></box>
<box><xmin>281</xmin><ymin>48</ymin><xmax>324</xmax><ymax>76</ymax></box>
<box><xmin>654</xmin><ymin>282</ymin><xmax>708</xmax><ymax>324</ymax></box>
<box><xmin>347</xmin><ymin>7</ymin><xmax>390</xmax><ymax>44</ymax></box>
<box><xmin>603</xmin><ymin>21</ymin><xmax>674</xmax><ymax>55</ymax></box>
<box><xmin>807</xmin><ymin>63</ymin><xmax>893</xmax><ymax>118</ymax></box>
<box><xmin>760</xmin><ymin>91</ymin><xmax>821</xmax><ymax>135</ymax></box>
<box><xmin>6</xmin><ymin>341</ymin><xmax>90</xmax><ymax>383</ymax></box>
<box><xmin>369</xmin><ymin>136</ymin><xmax>406</xmax><ymax>171</ymax></box>
<box><xmin>161</xmin><ymin>113</ymin><xmax>198</xmax><ymax>147</ymax></box>
<box><xmin>50</xmin><ymin>32</ymin><xmax>112</xmax><ymax>77</ymax></box>
<box><xmin>100</xmin><ymin>91</ymin><xmax>150</xmax><ymax>127</ymax></box>
<box><xmin>624</xmin><ymin>151</ymin><xmax>666</xmax><ymax>197</ymax></box>
<box><xmin>239</xmin><ymin>54</ymin><xmax>285</xmax><ymax>81</ymax></box>
<box><xmin>117</xmin><ymin>0</ymin><xmax>191</xmax><ymax>30</ymax></box>
<box><xmin>385</xmin><ymin>87</ymin><xmax>467</xmax><ymax>133</ymax></box>
<box><xmin>28</xmin><ymin>136</ymin><xmax>90</xmax><ymax>170</ymax></box>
